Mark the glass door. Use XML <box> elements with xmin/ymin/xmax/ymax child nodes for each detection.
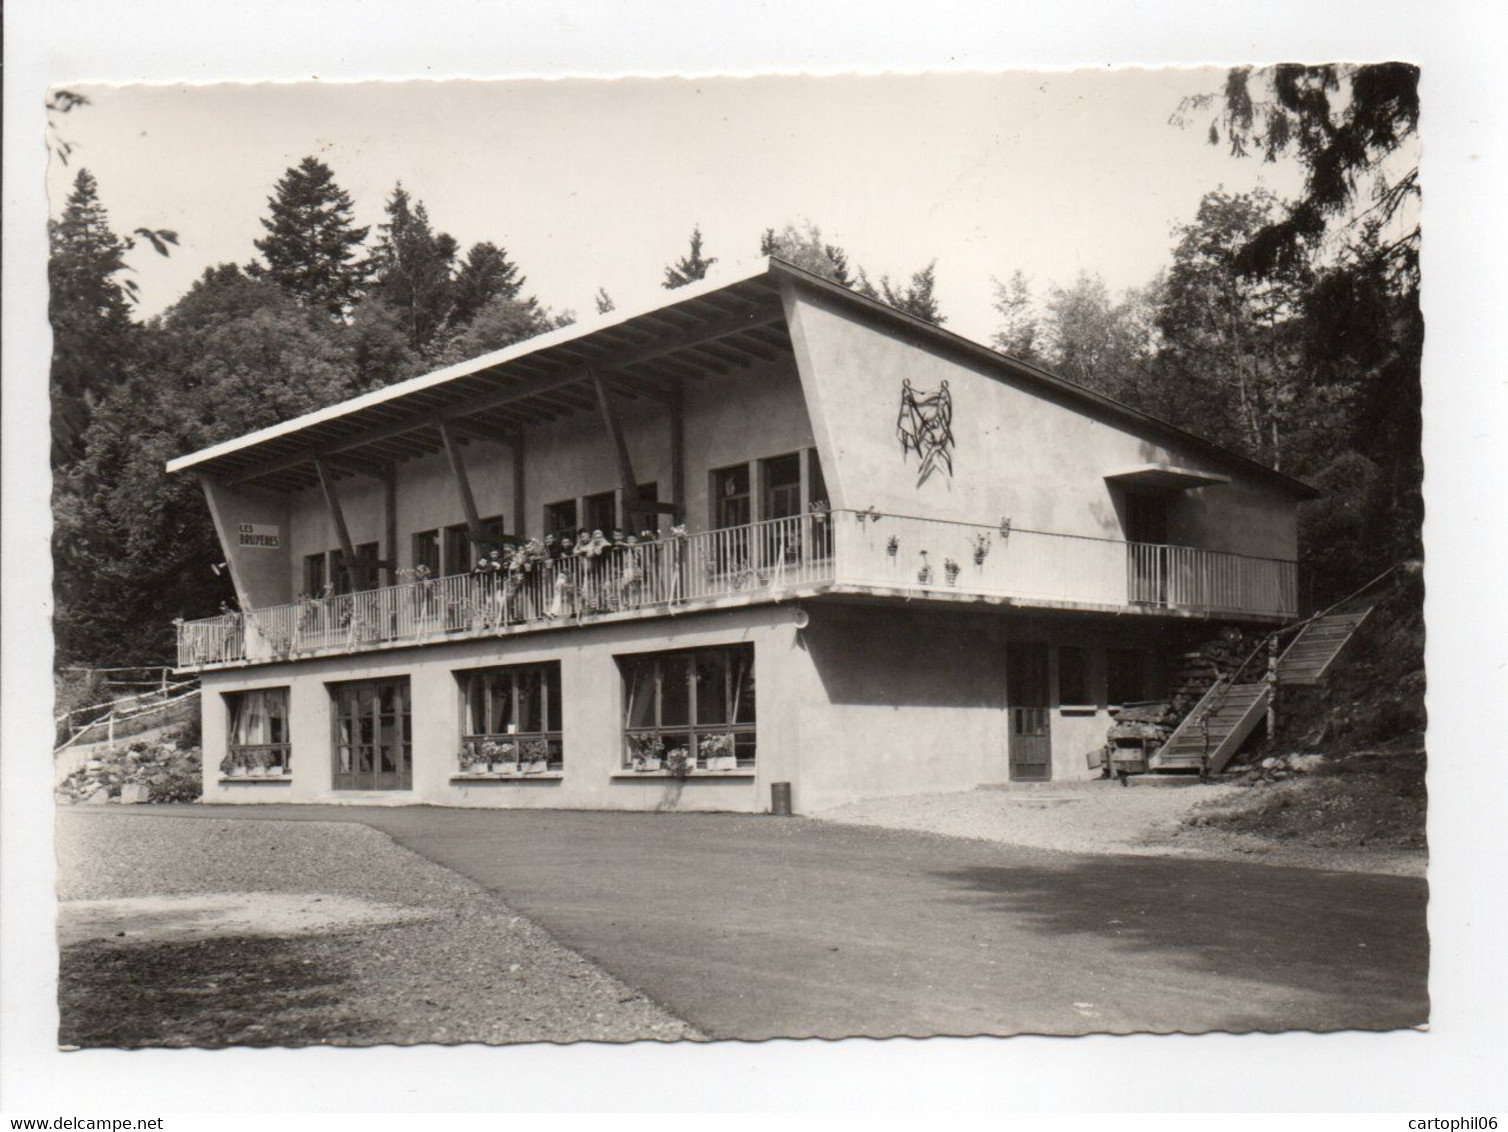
<box><xmin>332</xmin><ymin>678</ymin><xmax>412</xmax><ymax>790</ymax></box>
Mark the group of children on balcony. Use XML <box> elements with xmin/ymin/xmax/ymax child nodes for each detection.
<box><xmin>462</xmin><ymin>524</ymin><xmax>692</xmax><ymax>621</ymax></box>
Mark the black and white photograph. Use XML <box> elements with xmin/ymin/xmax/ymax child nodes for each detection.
<box><xmin>3</xmin><ymin>0</ymin><xmax>1505</xmax><ymax>1119</ymax></box>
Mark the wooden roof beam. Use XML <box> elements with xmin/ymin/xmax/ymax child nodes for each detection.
<box><xmin>227</xmin><ymin>304</ymin><xmax>782</xmax><ymax>485</ymax></box>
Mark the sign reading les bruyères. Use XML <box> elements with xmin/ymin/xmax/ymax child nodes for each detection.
<box><xmin>237</xmin><ymin>522</ymin><xmax>281</xmax><ymax>549</ymax></box>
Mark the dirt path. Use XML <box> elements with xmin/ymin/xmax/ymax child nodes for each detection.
<box><xmin>56</xmin><ymin>810</ymin><xmax>699</xmax><ymax>1047</ymax></box>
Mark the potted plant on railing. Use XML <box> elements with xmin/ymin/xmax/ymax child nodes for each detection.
<box><xmin>219</xmin><ymin>749</ymin><xmax>249</xmax><ymax>778</ymax></box>
<box><xmin>698</xmin><ymin>732</ymin><xmax>738</xmax><ymax>772</ymax></box>
<box><xmin>399</xmin><ymin>565</ymin><xmax>438</xmax><ymax>624</ymax></box>
<box><xmin>297</xmin><ymin>583</ymin><xmax>335</xmax><ymax>634</ymax></box>
<box><xmin>520</xmin><ymin>738</ymin><xmax>550</xmax><ymax>775</ymax></box>
<box><xmin>630</xmin><ymin>733</ymin><xmax>664</xmax><ymax>772</ymax></box>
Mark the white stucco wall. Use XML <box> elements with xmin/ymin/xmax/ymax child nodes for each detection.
<box><xmin>782</xmin><ymin>282</ymin><xmax>1300</xmax><ymax>561</ymax></box>
<box><xmin>200</xmin><ymin>604</ymin><xmax>805</xmax><ymax>813</ymax></box>
<box><xmin>200</xmin><ymin>600</ymin><xmax>1203</xmax><ymax>814</ymax></box>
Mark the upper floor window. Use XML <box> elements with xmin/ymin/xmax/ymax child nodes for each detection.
<box><xmin>713</xmin><ymin>464</ymin><xmax>752</xmax><ymax>530</ymax></box>
<box><xmin>619</xmin><ymin>644</ymin><xmax>755</xmax><ymax>771</ymax></box>
<box><xmin>441</xmin><ymin>516</ymin><xmax>503</xmax><ymax>575</ymax></box>
<box><xmin>443</xmin><ymin>523</ymin><xmax>470</xmax><ymax>576</ymax></box>
<box><xmin>762</xmin><ymin>453</ymin><xmax>803</xmax><ymax>520</ymax></box>
<box><xmin>544</xmin><ymin>499</ymin><xmax>578</xmax><ymax>541</ymax></box>
<box><xmin>458</xmin><ymin>663</ymin><xmax>563</xmax><ymax>772</ymax></box>
<box><xmin>303</xmin><ymin>552</ymin><xmax>327</xmax><ymax>597</ymax></box>
<box><xmin>331</xmin><ymin>542</ymin><xmax>379</xmax><ymax>595</ymax></box>
<box><xmin>412</xmin><ymin>529</ymin><xmax>441</xmax><ymax>576</ymax></box>
<box><xmin>624</xmin><ymin>482</ymin><xmax>661</xmax><ymax>533</ymax></box>
<box><xmin>223</xmin><ymin>687</ymin><xmax>291</xmax><ymax>777</ymax></box>
<box><xmin>584</xmin><ymin>490</ymin><xmax>617</xmax><ymax>535</ymax></box>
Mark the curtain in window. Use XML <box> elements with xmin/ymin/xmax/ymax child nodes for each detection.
<box><xmin>230</xmin><ymin>690</ymin><xmax>285</xmax><ymax>745</ymax></box>
<box><xmin>732</xmin><ymin>650</ymin><xmax>755</xmax><ymax>723</ymax></box>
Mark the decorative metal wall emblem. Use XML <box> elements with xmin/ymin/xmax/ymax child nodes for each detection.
<box><xmin>896</xmin><ymin>379</ymin><xmax>955</xmax><ymax>487</ymax></box>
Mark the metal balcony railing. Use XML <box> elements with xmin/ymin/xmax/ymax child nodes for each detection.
<box><xmin>175</xmin><ymin>510</ymin><xmax>1297</xmax><ymax>667</ymax></box>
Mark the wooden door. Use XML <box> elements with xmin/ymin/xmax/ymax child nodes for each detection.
<box><xmin>332</xmin><ymin>679</ymin><xmax>412</xmax><ymax>790</ymax></box>
<box><xmin>1008</xmin><ymin>642</ymin><xmax>1052</xmax><ymax>781</ymax></box>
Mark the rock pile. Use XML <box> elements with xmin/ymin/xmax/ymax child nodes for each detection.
<box><xmin>1236</xmin><ymin>752</ymin><xmax>1330</xmax><ymax>784</ymax></box>
<box><xmin>56</xmin><ymin>740</ymin><xmax>202</xmax><ymax>805</ymax></box>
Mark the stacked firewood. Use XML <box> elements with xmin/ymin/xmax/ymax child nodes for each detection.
<box><xmin>1101</xmin><ymin>627</ymin><xmax>1259</xmax><ymax>771</ymax></box>
<box><xmin>1168</xmin><ymin>627</ymin><xmax>1255</xmax><ymax>719</ymax></box>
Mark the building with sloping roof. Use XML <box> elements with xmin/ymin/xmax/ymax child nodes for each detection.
<box><xmin>170</xmin><ymin>257</ymin><xmax>1310</xmax><ymax>810</ymax></box>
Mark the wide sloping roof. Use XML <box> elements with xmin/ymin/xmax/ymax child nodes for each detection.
<box><xmin>167</xmin><ymin>256</ymin><xmax>1316</xmax><ymax>498</ymax></box>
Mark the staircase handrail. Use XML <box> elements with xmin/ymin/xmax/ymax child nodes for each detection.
<box><xmin>1188</xmin><ymin>563</ymin><xmax>1400</xmax><ymax>762</ymax></box>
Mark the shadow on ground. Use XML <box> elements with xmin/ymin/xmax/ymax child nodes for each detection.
<box><xmin>933</xmin><ymin>855</ymin><xmax>1429</xmax><ymax>1029</ymax></box>
<box><xmin>60</xmin><ymin>933</ymin><xmax>376</xmax><ymax>1048</ymax></box>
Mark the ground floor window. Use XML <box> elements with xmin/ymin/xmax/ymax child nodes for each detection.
<box><xmin>1107</xmin><ymin>647</ymin><xmax>1151</xmax><ymax>706</ymax></box>
<box><xmin>331</xmin><ymin>678</ymin><xmax>412</xmax><ymax>790</ymax></box>
<box><xmin>619</xmin><ymin>644</ymin><xmax>755</xmax><ymax>771</ymax></box>
<box><xmin>457</xmin><ymin>663</ymin><xmax>564</xmax><ymax>772</ymax></box>
<box><xmin>1057</xmin><ymin>645</ymin><xmax>1094</xmax><ymax>709</ymax></box>
<box><xmin>222</xmin><ymin>688</ymin><xmax>291</xmax><ymax>776</ymax></box>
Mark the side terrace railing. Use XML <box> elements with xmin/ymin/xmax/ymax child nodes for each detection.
<box><xmin>832</xmin><ymin>512</ymin><xmax>1297</xmax><ymax>619</ymax></box>
<box><xmin>177</xmin><ymin>512</ymin><xmax>834</xmax><ymax>667</ymax></box>
<box><xmin>176</xmin><ymin>509</ymin><xmax>1297</xmax><ymax>667</ymax></box>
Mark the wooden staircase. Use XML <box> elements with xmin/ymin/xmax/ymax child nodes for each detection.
<box><xmin>1148</xmin><ymin>608</ymin><xmax>1374</xmax><ymax>775</ymax></box>
<box><xmin>1150</xmin><ymin>681</ymin><xmax>1270</xmax><ymax>775</ymax></box>
<box><xmin>1277</xmin><ymin>608</ymin><xmax>1373</xmax><ymax>686</ymax></box>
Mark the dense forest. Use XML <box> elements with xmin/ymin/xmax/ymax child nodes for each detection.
<box><xmin>50</xmin><ymin>64</ymin><xmax>1421</xmax><ymax>668</ymax></box>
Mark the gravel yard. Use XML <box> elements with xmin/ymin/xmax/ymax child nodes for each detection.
<box><xmin>56</xmin><ymin>809</ymin><xmax>700</xmax><ymax>1047</ymax></box>
<box><xmin>813</xmin><ymin>779</ymin><xmax>1425</xmax><ymax>876</ymax></box>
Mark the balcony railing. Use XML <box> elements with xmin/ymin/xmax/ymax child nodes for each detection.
<box><xmin>833</xmin><ymin>512</ymin><xmax>1298</xmax><ymax>618</ymax></box>
<box><xmin>176</xmin><ymin>510</ymin><xmax>1297</xmax><ymax>667</ymax></box>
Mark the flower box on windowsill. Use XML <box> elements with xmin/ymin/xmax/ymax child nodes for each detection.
<box><xmin>611</xmin><ymin>767</ymin><xmax>756</xmax><ymax>780</ymax></box>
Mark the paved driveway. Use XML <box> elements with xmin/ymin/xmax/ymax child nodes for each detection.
<box><xmin>106</xmin><ymin>805</ymin><xmax>1428</xmax><ymax>1040</ymax></box>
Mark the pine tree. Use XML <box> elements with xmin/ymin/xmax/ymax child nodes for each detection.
<box><xmin>48</xmin><ymin>168</ymin><xmax>136</xmax><ymax>466</ymax></box>
<box><xmin>594</xmin><ymin>287</ymin><xmax>616</xmax><ymax>314</ymax></box>
<box><xmin>251</xmin><ymin>156</ymin><xmax>369</xmax><ymax>318</ymax></box>
<box><xmin>53</xmin><ymin>265</ymin><xmax>364</xmax><ymax>665</ymax></box>
<box><xmin>364</xmin><ymin>184</ymin><xmax>459</xmax><ymax>354</ymax></box>
<box><xmin>448</xmin><ymin>242</ymin><xmax>527</xmax><ymax>329</ymax></box>
<box><xmin>663</xmin><ymin>225</ymin><xmax>717</xmax><ymax>289</ymax></box>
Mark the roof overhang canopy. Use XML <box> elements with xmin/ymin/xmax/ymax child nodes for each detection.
<box><xmin>165</xmin><ymin>262</ymin><xmax>792</xmax><ymax>491</ymax></box>
<box><xmin>1104</xmin><ymin>464</ymin><xmax>1232</xmax><ymax>491</ymax></box>
<box><xmin>166</xmin><ymin>256</ymin><xmax>1315</xmax><ymax>501</ymax></box>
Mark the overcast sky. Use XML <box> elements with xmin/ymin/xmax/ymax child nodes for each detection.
<box><xmin>49</xmin><ymin>71</ymin><xmax>1307</xmax><ymax>343</ymax></box>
